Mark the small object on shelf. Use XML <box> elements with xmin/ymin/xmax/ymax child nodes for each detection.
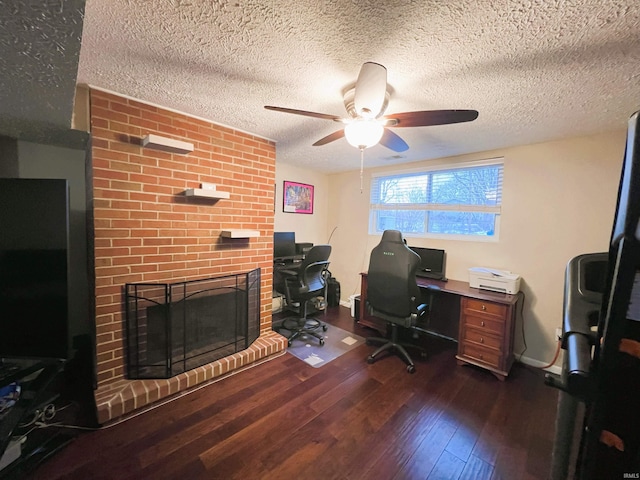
<box><xmin>220</xmin><ymin>230</ymin><xmax>260</xmax><ymax>238</ymax></box>
<box><xmin>183</xmin><ymin>188</ymin><xmax>230</xmax><ymax>199</ymax></box>
<box><xmin>142</xmin><ymin>134</ymin><xmax>194</xmax><ymax>154</ymax></box>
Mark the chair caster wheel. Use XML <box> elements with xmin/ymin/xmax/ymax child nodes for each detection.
<box><xmin>407</xmin><ymin>365</ymin><xmax>416</xmax><ymax>374</ymax></box>
<box><xmin>322</xmin><ymin>325</ymin><xmax>328</xmax><ymax>331</ymax></box>
<box><xmin>367</xmin><ymin>355</ymin><xmax>376</xmax><ymax>364</ymax></box>
<box><xmin>319</xmin><ymin>338</ymin><xmax>325</xmax><ymax>346</ymax></box>
<box><xmin>287</xmin><ymin>340</ymin><xmax>292</xmax><ymax>347</ymax></box>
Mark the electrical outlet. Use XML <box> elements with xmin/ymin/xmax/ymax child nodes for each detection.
<box><xmin>555</xmin><ymin>327</ymin><xmax>563</xmax><ymax>340</ymax></box>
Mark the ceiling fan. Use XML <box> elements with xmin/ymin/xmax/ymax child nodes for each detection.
<box><xmin>265</xmin><ymin>62</ymin><xmax>479</xmax><ymax>153</ymax></box>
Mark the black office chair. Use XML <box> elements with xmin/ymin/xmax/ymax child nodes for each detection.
<box><xmin>365</xmin><ymin>230</ymin><xmax>436</xmax><ymax>373</ymax></box>
<box><xmin>274</xmin><ymin>244</ymin><xmax>331</xmax><ymax>347</ymax></box>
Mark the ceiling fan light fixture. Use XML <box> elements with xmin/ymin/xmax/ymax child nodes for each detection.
<box><xmin>344</xmin><ymin>119</ymin><xmax>384</xmax><ymax>149</ymax></box>
<box><xmin>265</xmin><ymin>63</ymin><xmax>479</xmax><ymax>155</ymax></box>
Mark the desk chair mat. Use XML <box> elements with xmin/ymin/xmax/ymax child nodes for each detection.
<box><xmin>284</xmin><ymin>325</ymin><xmax>365</xmax><ymax>368</ymax></box>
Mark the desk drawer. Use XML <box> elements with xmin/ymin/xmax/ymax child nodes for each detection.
<box><xmin>464</xmin><ymin>298</ymin><xmax>507</xmax><ymax>318</ymax></box>
<box><xmin>463</xmin><ymin>328</ymin><xmax>502</xmax><ymax>349</ymax></box>
<box><xmin>462</xmin><ymin>313</ymin><xmax>504</xmax><ymax>335</ymax></box>
<box><xmin>460</xmin><ymin>343</ymin><xmax>502</xmax><ymax>368</ymax></box>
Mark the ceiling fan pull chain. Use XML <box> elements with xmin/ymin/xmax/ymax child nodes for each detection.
<box><xmin>360</xmin><ymin>148</ymin><xmax>364</xmax><ymax>193</ymax></box>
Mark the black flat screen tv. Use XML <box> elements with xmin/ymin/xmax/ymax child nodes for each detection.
<box><xmin>0</xmin><ymin>178</ymin><xmax>69</xmax><ymax>360</ymax></box>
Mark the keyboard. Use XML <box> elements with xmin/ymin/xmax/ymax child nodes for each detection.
<box><xmin>416</xmin><ymin>272</ymin><xmax>447</xmax><ymax>282</ymax></box>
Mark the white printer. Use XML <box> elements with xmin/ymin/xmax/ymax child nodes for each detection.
<box><xmin>469</xmin><ymin>267</ymin><xmax>521</xmax><ymax>294</ymax></box>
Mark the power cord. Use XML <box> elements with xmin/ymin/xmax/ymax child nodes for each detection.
<box><xmin>517</xmin><ymin>290</ymin><xmax>528</xmax><ymax>360</ymax></box>
<box><xmin>537</xmin><ymin>338</ymin><xmax>562</xmax><ymax>370</ymax></box>
<box><xmin>20</xmin><ymin>403</ymin><xmax>58</xmax><ymax>428</ymax></box>
<box><xmin>15</xmin><ymin>402</ymin><xmax>99</xmax><ymax>445</ymax></box>
<box><xmin>517</xmin><ymin>289</ymin><xmax>563</xmax><ymax>369</ymax></box>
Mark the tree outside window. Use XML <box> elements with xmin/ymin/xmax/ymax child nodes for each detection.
<box><xmin>369</xmin><ymin>160</ymin><xmax>503</xmax><ymax>239</ymax></box>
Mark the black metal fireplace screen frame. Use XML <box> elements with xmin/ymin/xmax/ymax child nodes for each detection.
<box><xmin>125</xmin><ymin>268</ymin><xmax>261</xmax><ymax>379</ymax></box>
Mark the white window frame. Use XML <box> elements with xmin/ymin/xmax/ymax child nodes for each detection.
<box><xmin>368</xmin><ymin>158</ymin><xmax>504</xmax><ymax>242</ymax></box>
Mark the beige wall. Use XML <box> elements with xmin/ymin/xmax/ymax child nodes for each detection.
<box><xmin>325</xmin><ymin>130</ymin><xmax>626</xmax><ymax>369</ymax></box>
<box><xmin>274</xmin><ymin>162</ymin><xmax>331</xmax><ymax>246</ymax></box>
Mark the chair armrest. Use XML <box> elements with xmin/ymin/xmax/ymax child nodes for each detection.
<box><xmin>422</xmin><ymin>284</ymin><xmax>440</xmax><ymax>314</ymax></box>
<box><xmin>279</xmin><ymin>269</ymin><xmax>299</xmax><ymax>277</ymax></box>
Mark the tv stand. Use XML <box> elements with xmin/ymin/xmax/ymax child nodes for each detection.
<box><xmin>0</xmin><ymin>358</ymin><xmax>67</xmax><ymax>478</ymax></box>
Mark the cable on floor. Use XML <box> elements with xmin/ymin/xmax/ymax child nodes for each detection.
<box><xmin>537</xmin><ymin>338</ymin><xmax>562</xmax><ymax>370</ymax></box>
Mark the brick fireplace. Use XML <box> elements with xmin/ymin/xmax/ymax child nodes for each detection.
<box><xmin>88</xmin><ymin>89</ymin><xmax>285</xmax><ymax>424</ymax></box>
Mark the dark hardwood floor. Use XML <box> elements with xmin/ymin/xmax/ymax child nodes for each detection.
<box><xmin>26</xmin><ymin>306</ymin><xmax>558</xmax><ymax>480</ymax></box>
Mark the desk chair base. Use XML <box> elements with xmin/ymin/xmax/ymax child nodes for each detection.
<box><xmin>366</xmin><ymin>323</ymin><xmax>427</xmax><ymax>374</ymax></box>
<box><xmin>276</xmin><ymin>316</ymin><xmax>327</xmax><ymax>347</ymax></box>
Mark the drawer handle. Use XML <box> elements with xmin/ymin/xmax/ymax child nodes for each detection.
<box><xmin>480</xmin><ymin>337</ymin><xmax>484</xmax><ymax>343</ymax></box>
<box><xmin>481</xmin><ymin>321</ymin><xmax>485</xmax><ymax>327</ymax></box>
<box><xmin>479</xmin><ymin>354</ymin><xmax>484</xmax><ymax>359</ymax></box>
<box><xmin>481</xmin><ymin>305</ymin><xmax>486</xmax><ymax>311</ymax></box>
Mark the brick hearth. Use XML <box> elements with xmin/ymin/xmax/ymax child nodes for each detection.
<box><xmin>95</xmin><ymin>331</ymin><xmax>286</xmax><ymax>424</ymax></box>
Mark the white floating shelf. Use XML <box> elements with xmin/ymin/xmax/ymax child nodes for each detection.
<box><xmin>183</xmin><ymin>188</ymin><xmax>230</xmax><ymax>199</ymax></box>
<box><xmin>220</xmin><ymin>230</ymin><xmax>260</xmax><ymax>238</ymax></box>
<box><xmin>142</xmin><ymin>134</ymin><xmax>194</xmax><ymax>154</ymax></box>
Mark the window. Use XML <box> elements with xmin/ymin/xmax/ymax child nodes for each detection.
<box><xmin>369</xmin><ymin>159</ymin><xmax>504</xmax><ymax>239</ymax></box>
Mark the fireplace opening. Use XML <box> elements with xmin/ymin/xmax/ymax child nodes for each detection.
<box><xmin>125</xmin><ymin>268</ymin><xmax>261</xmax><ymax>379</ymax></box>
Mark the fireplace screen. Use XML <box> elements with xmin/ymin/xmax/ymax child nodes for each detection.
<box><xmin>125</xmin><ymin>269</ymin><xmax>261</xmax><ymax>379</ymax></box>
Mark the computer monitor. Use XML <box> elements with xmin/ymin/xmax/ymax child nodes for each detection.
<box><xmin>409</xmin><ymin>246</ymin><xmax>446</xmax><ymax>280</ymax></box>
<box><xmin>273</xmin><ymin>231</ymin><xmax>296</xmax><ymax>259</ymax></box>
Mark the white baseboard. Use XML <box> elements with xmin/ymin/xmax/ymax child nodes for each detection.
<box><xmin>518</xmin><ymin>355</ymin><xmax>561</xmax><ymax>375</ymax></box>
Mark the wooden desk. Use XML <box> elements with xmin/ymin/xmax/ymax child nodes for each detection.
<box><xmin>359</xmin><ymin>273</ymin><xmax>522</xmax><ymax>380</ymax></box>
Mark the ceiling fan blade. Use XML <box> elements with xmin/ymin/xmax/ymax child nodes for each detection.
<box><xmin>379</xmin><ymin>129</ymin><xmax>409</xmax><ymax>152</ymax></box>
<box><xmin>264</xmin><ymin>105</ymin><xmax>342</xmax><ymax>122</ymax></box>
<box><xmin>312</xmin><ymin>129</ymin><xmax>345</xmax><ymax>146</ymax></box>
<box><xmin>354</xmin><ymin>62</ymin><xmax>387</xmax><ymax>118</ymax></box>
<box><xmin>384</xmin><ymin>109</ymin><xmax>479</xmax><ymax>128</ymax></box>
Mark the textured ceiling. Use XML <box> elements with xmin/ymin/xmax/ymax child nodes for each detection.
<box><xmin>2</xmin><ymin>1</ymin><xmax>639</xmax><ymax>172</ymax></box>
<box><xmin>0</xmin><ymin>0</ymin><xmax>85</xmax><ymax>146</ymax></box>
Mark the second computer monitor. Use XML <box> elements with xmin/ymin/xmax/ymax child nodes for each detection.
<box><xmin>409</xmin><ymin>246</ymin><xmax>447</xmax><ymax>280</ymax></box>
<box><xmin>273</xmin><ymin>231</ymin><xmax>296</xmax><ymax>259</ymax></box>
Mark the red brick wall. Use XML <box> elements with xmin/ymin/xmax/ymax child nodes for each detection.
<box><xmin>89</xmin><ymin>89</ymin><xmax>276</xmax><ymax>387</ymax></box>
